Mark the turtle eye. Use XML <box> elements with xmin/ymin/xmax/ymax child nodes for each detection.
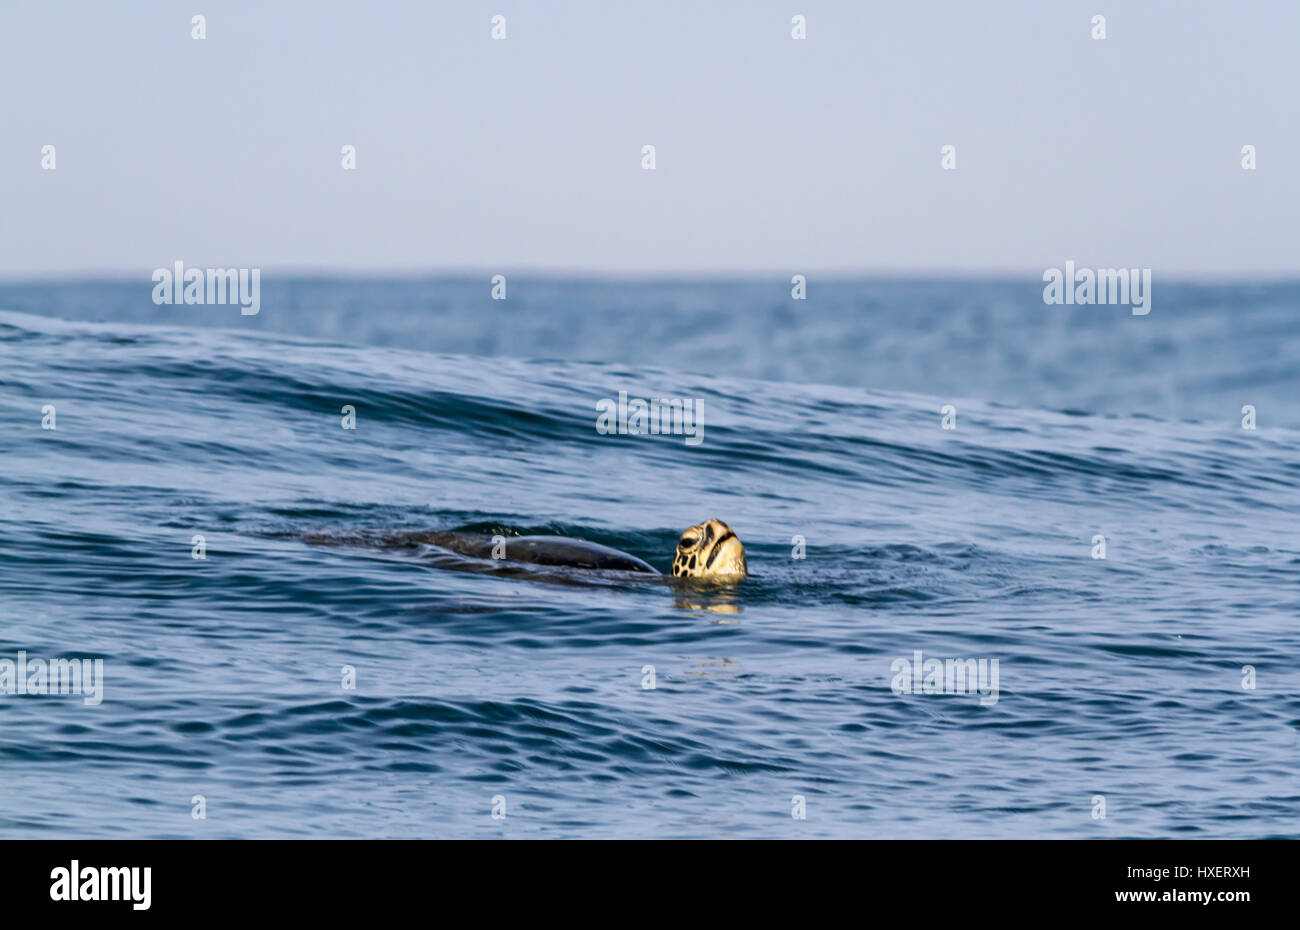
<box><xmin>678</xmin><ymin>534</ymin><xmax>699</xmax><ymax>550</ymax></box>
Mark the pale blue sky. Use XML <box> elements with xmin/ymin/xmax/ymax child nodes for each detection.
<box><xmin>1</xmin><ymin>0</ymin><xmax>1297</xmax><ymax>277</ymax></box>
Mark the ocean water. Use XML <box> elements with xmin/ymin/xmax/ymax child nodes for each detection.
<box><xmin>1</xmin><ymin>278</ymin><xmax>1297</xmax><ymax>839</ymax></box>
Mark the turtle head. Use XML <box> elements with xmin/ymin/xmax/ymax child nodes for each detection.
<box><xmin>672</xmin><ymin>519</ymin><xmax>746</xmax><ymax>579</ymax></box>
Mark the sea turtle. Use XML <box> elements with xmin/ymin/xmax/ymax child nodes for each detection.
<box><xmin>668</xmin><ymin>519</ymin><xmax>746</xmax><ymax>578</ymax></box>
<box><xmin>295</xmin><ymin>518</ymin><xmax>746</xmax><ymax>581</ymax></box>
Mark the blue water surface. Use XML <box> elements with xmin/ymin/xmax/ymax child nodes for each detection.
<box><xmin>1</xmin><ymin>278</ymin><xmax>1297</xmax><ymax>838</ymax></box>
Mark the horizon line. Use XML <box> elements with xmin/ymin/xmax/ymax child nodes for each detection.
<box><xmin>3</xmin><ymin>266</ymin><xmax>1300</xmax><ymax>286</ymax></box>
